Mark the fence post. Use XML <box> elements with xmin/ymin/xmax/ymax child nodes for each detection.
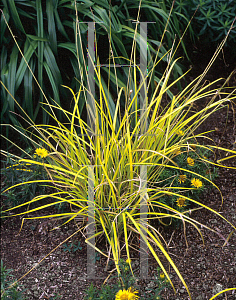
<box><xmin>83</xmin><ymin>20</ymin><xmax>153</xmax><ymax>280</ymax></box>
<box><xmin>87</xmin><ymin>165</ymin><xmax>95</xmax><ymax>279</ymax></box>
<box><xmin>139</xmin><ymin>21</ymin><xmax>148</xmax><ymax>279</ymax></box>
<box><xmin>87</xmin><ymin>22</ymin><xmax>96</xmax><ymax>137</ymax></box>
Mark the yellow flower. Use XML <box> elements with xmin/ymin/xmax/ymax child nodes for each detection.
<box><xmin>187</xmin><ymin>157</ymin><xmax>194</xmax><ymax>166</ymax></box>
<box><xmin>176</xmin><ymin>197</ymin><xmax>186</xmax><ymax>207</ymax></box>
<box><xmin>35</xmin><ymin>148</ymin><xmax>48</xmax><ymax>158</ymax></box>
<box><xmin>115</xmin><ymin>287</ymin><xmax>139</xmax><ymax>300</ymax></box>
<box><xmin>160</xmin><ymin>273</ymin><xmax>165</xmax><ymax>279</ymax></box>
<box><xmin>177</xmin><ymin>129</ymin><xmax>184</xmax><ymax>136</ymax></box>
<box><xmin>126</xmin><ymin>259</ymin><xmax>131</xmax><ymax>264</ymax></box>
<box><xmin>175</xmin><ymin>147</ymin><xmax>181</xmax><ymax>155</ymax></box>
<box><xmin>191</xmin><ymin>178</ymin><xmax>203</xmax><ymax>188</ymax></box>
<box><xmin>178</xmin><ymin>174</ymin><xmax>187</xmax><ymax>183</ymax></box>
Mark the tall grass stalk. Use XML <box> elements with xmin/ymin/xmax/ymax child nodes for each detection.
<box><xmin>1</xmin><ymin>5</ymin><xmax>236</xmax><ymax>300</ymax></box>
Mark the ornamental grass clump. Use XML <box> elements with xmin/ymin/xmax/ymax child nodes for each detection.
<box><xmin>1</xmin><ymin>6</ymin><xmax>236</xmax><ymax>300</ymax></box>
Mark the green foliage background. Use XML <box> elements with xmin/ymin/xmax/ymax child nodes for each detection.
<box><xmin>1</xmin><ymin>0</ymin><xmax>186</xmax><ymax>145</ymax></box>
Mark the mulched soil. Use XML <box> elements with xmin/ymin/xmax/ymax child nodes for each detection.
<box><xmin>1</xmin><ymin>49</ymin><xmax>236</xmax><ymax>300</ymax></box>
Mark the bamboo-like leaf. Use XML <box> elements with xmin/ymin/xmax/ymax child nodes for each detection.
<box><xmin>46</xmin><ymin>0</ymin><xmax>57</xmax><ymax>54</ymax></box>
<box><xmin>7</xmin><ymin>44</ymin><xmax>20</xmax><ymax>111</ymax></box>
<box><xmin>36</xmin><ymin>0</ymin><xmax>45</xmax><ymax>122</ymax></box>
<box><xmin>44</xmin><ymin>43</ymin><xmax>62</xmax><ymax>90</ymax></box>
<box><xmin>15</xmin><ymin>39</ymin><xmax>38</xmax><ymax>91</ymax></box>
<box><xmin>7</xmin><ymin>0</ymin><xmax>25</xmax><ymax>33</ymax></box>
<box><xmin>43</xmin><ymin>62</ymin><xmax>60</xmax><ymax>109</ymax></box>
<box><xmin>23</xmin><ymin>58</ymin><xmax>35</xmax><ymax>120</ymax></box>
<box><xmin>0</xmin><ymin>45</ymin><xmax>8</xmax><ymax>119</ymax></box>
<box><xmin>26</xmin><ymin>34</ymin><xmax>49</xmax><ymax>42</ymax></box>
<box><xmin>0</xmin><ymin>6</ymin><xmax>10</xmax><ymax>45</ymax></box>
<box><xmin>54</xmin><ymin>7</ymin><xmax>70</xmax><ymax>40</ymax></box>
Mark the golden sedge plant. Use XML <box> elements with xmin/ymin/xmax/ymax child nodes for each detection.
<box><xmin>1</xmin><ymin>5</ymin><xmax>236</xmax><ymax>300</ymax></box>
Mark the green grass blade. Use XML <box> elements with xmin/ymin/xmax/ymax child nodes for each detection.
<box><xmin>36</xmin><ymin>0</ymin><xmax>45</xmax><ymax>123</ymax></box>
<box><xmin>15</xmin><ymin>39</ymin><xmax>38</xmax><ymax>90</ymax></box>
<box><xmin>46</xmin><ymin>0</ymin><xmax>57</xmax><ymax>54</ymax></box>
<box><xmin>7</xmin><ymin>0</ymin><xmax>25</xmax><ymax>33</ymax></box>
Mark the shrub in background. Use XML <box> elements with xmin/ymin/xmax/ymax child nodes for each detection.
<box><xmin>166</xmin><ymin>0</ymin><xmax>236</xmax><ymax>46</ymax></box>
<box><xmin>1</xmin><ymin>148</ymin><xmax>49</xmax><ymax>209</ymax></box>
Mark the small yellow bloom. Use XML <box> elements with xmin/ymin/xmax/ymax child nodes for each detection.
<box><xmin>126</xmin><ymin>259</ymin><xmax>131</xmax><ymax>264</ymax></box>
<box><xmin>160</xmin><ymin>273</ymin><xmax>165</xmax><ymax>279</ymax></box>
<box><xmin>177</xmin><ymin>129</ymin><xmax>184</xmax><ymax>136</ymax></box>
<box><xmin>35</xmin><ymin>148</ymin><xmax>48</xmax><ymax>158</ymax></box>
<box><xmin>191</xmin><ymin>178</ymin><xmax>203</xmax><ymax>188</ymax></box>
<box><xmin>176</xmin><ymin>197</ymin><xmax>186</xmax><ymax>207</ymax></box>
<box><xmin>115</xmin><ymin>287</ymin><xmax>139</xmax><ymax>300</ymax></box>
<box><xmin>175</xmin><ymin>147</ymin><xmax>181</xmax><ymax>155</ymax></box>
<box><xmin>187</xmin><ymin>157</ymin><xmax>194</xmax><ymax>166</ymax></box>
<box><xmin>178</xmin><ymin>174</ymin><xmax>187</xmax><ymax>183</ymax></box>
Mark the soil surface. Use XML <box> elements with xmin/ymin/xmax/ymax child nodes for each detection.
<box><xmin>1</xmin><ymin>48</ymin><xmax>236</xmax><ymax>300</ymax></box>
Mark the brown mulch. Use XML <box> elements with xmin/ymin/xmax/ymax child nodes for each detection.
<box><xmin>1</xmin><ymin>54</ymin><xmax>236</xmax><ymax>300</ymax></box>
